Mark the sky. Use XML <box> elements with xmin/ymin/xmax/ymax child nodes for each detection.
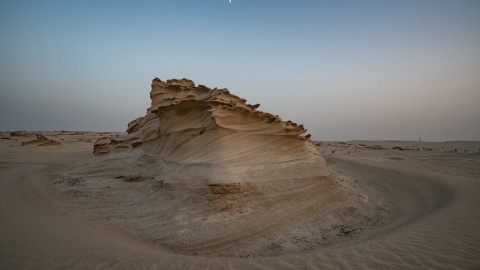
<box><xmin>1</xmin><ymin>0</ymin><xmax>479</xmax><ymax>141</ymax></box>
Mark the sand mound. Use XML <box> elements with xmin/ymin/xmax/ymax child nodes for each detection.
<box><xmin>99</xmin><ymin>78</ymin><xmax>330</xmax><ymax>191</ymax></box>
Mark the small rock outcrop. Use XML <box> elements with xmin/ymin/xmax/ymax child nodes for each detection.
<box><xmin>22</xmin><ymin>134</ymin><xmax>61</xmax><ymax>146</ymax></box>
<box><xmin>93</xmin><ymin>137</ymin><xmax>112</xmax><ymax>156</ymax></box>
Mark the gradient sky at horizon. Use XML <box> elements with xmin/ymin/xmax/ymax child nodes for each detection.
<box><xmin>1</xmin><ymin>0</ymin><xmax>479</xmax><ymax>141</ymax></box>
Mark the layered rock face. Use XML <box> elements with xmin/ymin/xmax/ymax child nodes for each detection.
<box><xmin>126</xmin><ymin>117</ymin><xmax>144</xmax><ymax>134</ymax></box>
<box><xmin>93</xmin><ymin>137</ymin><xmax>112</xmax><ymax>156</ymax></box>
<box><xmin>102</xmin><ymin>78</ymin><xmax>330</xmax><ymax>191</ymax></box>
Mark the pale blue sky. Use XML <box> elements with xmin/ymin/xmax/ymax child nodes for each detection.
<box><xmin>1</xmin><ymin>0</ymin><xmax>479</xmax><ymax>141</ymax></box>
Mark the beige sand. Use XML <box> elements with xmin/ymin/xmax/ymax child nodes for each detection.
<box><xmin>1</xmin><ymin>132</ymin><xmax>479</xmax><ymax>269</ymax></box>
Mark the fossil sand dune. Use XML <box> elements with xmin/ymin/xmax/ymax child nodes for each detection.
<box><xmin>98</xmin><ymin>78</ymin><xmax>330</xmax><ymax>192</ymax></box>
<box><xmin>0</xmin><ymin>79</ymin><xmax>479</xmax><ymax>269</ymax></box>
<box><xmin>67</xmin><ymin>78</ymin><xmax>374</xmax><ymax>257</ymax></box>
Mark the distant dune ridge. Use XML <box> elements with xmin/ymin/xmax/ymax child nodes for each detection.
<box><xmin>95</xmin><ymin>78</ymin><xmax>331</xmax><ymax>192</ymax></box>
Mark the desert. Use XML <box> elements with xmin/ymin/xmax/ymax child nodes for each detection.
<box><xmin>2</xmin><ymin>1</ymin><xmax>479</xmax><ymax>269</ymax></box>
<box><xmin>1</xmin><ymin>78</ymin><xmax>479</xmax><ymax>269</ymax></box>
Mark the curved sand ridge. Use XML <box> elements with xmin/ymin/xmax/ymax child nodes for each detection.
<box><xmin>106</xmin><ymin>78</ymin><xmax>330</xmax><ymax>191</ymax></box>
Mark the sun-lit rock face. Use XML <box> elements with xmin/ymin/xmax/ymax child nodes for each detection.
<box><xmin>101</xmin><ymin>78</ymin><xmax>331</xmax><ymax>191</ymax></box>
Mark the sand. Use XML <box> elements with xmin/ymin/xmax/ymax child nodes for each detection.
<box><xmin>1</xmin><ymin>132</ymin><xmax>479</xmax><ymax>269</ymax></box>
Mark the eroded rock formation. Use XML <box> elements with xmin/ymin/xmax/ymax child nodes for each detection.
<box><xmin>97</xmin><ymin>78</ymin><xmax>331</xmax><ymax>192</ymax></box>
<box><xmin>126</xmin><ymin>117</ymin><xmax>144</xmax><ymax>134</ymax></box>
<box><xmin>93</xmin><ymin>137</ymin><xmax>112</xmax><ymax>156</ymax></box>
<box><xmin>22</xmin><ymin>134</ymin><xmax>61</xmax><ymax>146</ymax></box>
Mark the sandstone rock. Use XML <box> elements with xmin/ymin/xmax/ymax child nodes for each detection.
<box><xmin>126</xmin><ymin>117</ymin><xmax>144</xmax><ymax>134</ymax></box>
<box><xmin>93</xmin><ymin>137</ymin><xmax>112</xmax><ymax>156</ymax></box>
<box><xmin>95</xmin><ymin>77</ymin><xmax>331</xmax><ymax>191</ymax></box>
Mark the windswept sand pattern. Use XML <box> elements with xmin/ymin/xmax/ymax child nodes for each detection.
<box><xmin>48</xmin><ymin>166</ymin><xmax>385</xmax><ymax>258</ymax></box>
<box><xmin>1</xmin><ymin>135</ymin><xmax>479</xmax><ymax>269</ymax></box>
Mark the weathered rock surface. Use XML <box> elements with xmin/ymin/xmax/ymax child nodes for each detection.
<box><xmin>126</xmin><ymin>117</ymin><xmax>144</xmax><ymax>134</ymax></box>
<box><xmin>93</xmin><ymin>137</ymin><xmax>112</xmax><ymax>156</ymax></box>
<box><xmin>98</xmin><ymin>78</ymin><xmax>331</xmax><ymax>190</ymax></box>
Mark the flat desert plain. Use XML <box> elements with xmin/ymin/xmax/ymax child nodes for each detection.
<box><xmin>1</xmin><ymin>131</ymin><xmax>479</xmax><ymax>269</ymax></box>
